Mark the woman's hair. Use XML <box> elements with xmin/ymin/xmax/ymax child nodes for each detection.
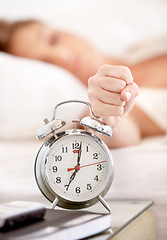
<box><xmin>0</xmin><ymin>19</ymin><xmax>38</xmax><ymax>53</ymax></box>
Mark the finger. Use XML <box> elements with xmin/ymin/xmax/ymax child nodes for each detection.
<box><xmin>88</xmin><ymin>75</ymin><xmax>126</xmax><ymax>93</ymax></box>
<box><xmin>121</xmin><ymin>83</ymin><xmax>140</xmax><ymax>101</ymax></box>
<box><xmin>97</xmin><ymin>65</ymin><xmax>133</xmax><ymax>85</ymax></box>
<box><xmin>90</xmin><ymin>98</ymin><xmax>124</xmax><ymax>118</ymax></box>
<box><xmin>89</xmin><ymin>88</ymin><xmax>125</xmax><ymax>106</ymax></box>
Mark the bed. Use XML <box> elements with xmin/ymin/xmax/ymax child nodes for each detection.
<box><xmin>0</xmin><ymin>1</ymin><xmax>167</xmax><ymax>239</ymax></box>
<box><xmin>0</xmin><ymin>51</ymin><xmax>167</xmax><ymax>240</ymax></box>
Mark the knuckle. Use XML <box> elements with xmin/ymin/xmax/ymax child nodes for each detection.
<box><xmin>88</xmin><ymin>89</ymin><xmax>95</xmax><ymax>100</ymax></box>
<box><xmin>122</xmin><ymin>66</ymin><xmax>131</xmax><ymax>74</ymax></box>
<box><xmin>88</xmin><ymin>76</ymin><xmax>95</xmax><ymax>86</ymax></box>
<box><xmin>121</xmin><ymin>66</ymin><xmax>132</xmax><ymax>81</ymax></box>
<box><xmin>88</xmin><ymin>75</ymin><xmax>101</xmax><ymax>88</ymax></box>
<box><xmin>97</xmin><ymin>64</ymin><xmax>111</xmax><ymax>74</ymax></box>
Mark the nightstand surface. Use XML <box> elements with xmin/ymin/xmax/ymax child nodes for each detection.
<box><xmin>86</xmin><ymin>200</ymin><xmax>155</xmax><ymax>240</ymax></box>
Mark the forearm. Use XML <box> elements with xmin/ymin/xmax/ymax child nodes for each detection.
<box><xmin>82</xmin><ymin>109</ymin><xmax>141</xmax><ymax>149</ymax></box>
<box><xmin>100</xmin><ymin>115</ymin><xmax>141</xmax><ymax>149</ymax></box>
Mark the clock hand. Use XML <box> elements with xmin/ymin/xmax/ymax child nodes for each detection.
<box><xmin>65</xmin><ymin>142</ymin><xmax>82</xmax><ymax>191</ymax></box>
<box><xmin>67</xmin><ymin>160</ymin><xmax>106</xmax><ymax>172</ymax></box>
<box><xmin>77</xmin><ymin>141</ymin><xmax>82</xmax><ymax>166</ymax></box>
<box><xmin>65</xmin><ymin>170</ymin><xmax>78</xmax><ymax>191</ymax></box>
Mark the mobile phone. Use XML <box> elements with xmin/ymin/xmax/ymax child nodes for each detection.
<box><xmin>0</xmin><ymin>201</ymin><xmax>46</xmax><ymax>230</ymax></box>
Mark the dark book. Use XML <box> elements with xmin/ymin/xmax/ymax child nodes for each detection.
<box><xmin>0</xmin><ymin>209</ymin><xmax>111</xmax><ymax>240</ymax></box>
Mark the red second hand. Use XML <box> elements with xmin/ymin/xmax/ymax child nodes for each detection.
<box><xmin>67</xmin><ymin>161</ymin><xmax>106</xmax><ymax>172</ymax></box>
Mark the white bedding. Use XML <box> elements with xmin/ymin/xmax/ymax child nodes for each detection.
<box><xmin>108</xmin><ymin>136</ymin><xmax>167</xmax><ymax>205</ymax></box>
<box><xmin>0</xmin><ymin>0</ymin><xmax>167</xmax><ymax>239</ymax></box>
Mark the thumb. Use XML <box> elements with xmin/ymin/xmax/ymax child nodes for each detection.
<box><xmin>121</xmin><ymin>83</ymin><xmax>140</xmax><ymax>102</ymax></box>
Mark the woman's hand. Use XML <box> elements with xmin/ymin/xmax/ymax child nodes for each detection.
<box><xmin>88</xmin><ymin>65</ymin><xmax>139</xmax><ymax>128</ymax></box>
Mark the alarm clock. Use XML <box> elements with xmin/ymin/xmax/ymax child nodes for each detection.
<box><xmin>34</xmin><ymin>100</ymin><xmax>114</xmax><ymax>212</ymax></box>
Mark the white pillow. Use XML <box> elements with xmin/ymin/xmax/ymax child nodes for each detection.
<box><xmin>0</xmin><ymin>52</ymin><xmax>88</xmax><ymax>140</ymax></box>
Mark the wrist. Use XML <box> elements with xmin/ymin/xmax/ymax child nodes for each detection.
<box><xmin>103</xmin><ymin>116</ymin><xmax>122</xmax><ymax>129</ymax></box>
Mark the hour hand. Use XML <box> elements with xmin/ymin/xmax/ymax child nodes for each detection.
<box><xmin>65</xmin><ymin>170</ymin><xmax>77</xmax><ymax>191</ymax></box>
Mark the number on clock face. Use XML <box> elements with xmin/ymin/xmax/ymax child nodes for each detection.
<box><xmin>45</xmin><ymin>134</ymin><xmax>111</xmax><ymax>202</ymax></box>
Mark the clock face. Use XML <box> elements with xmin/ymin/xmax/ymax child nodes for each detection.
<box><xmin>45</xmin><ymin>133</ymin><xmax>113</xmax><ymax>202</ymax></box>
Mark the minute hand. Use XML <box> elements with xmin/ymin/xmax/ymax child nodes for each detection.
<box><xmin>67</xmin><ymin>160</ymin><xmax>106</xmax><ymax>172</ymax></box>
<box><xmin>77</xmin><ymin>141</ymin><xmax>82</xmax><ymax>166</ymax></box>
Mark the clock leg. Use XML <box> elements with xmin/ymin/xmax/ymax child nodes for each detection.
<box><xmin>50</xmin><ymin>197</ymin><xmax>59</xmax><ymax>209</ymax></box>
<box><xmin>98</xmin><ymin>195</ymin><xmax>112</xmax><ymax>213</ymax></box>
<box><xmin>98</xmin><ymin>195</ymin><xmax>114</xmax><ymax>234</ymax></box>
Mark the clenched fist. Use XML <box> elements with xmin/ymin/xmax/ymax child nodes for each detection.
<box><xmin>88</xmin><ymin>65</ymin><xmax>139</xmax><ymax>121</ymax></box>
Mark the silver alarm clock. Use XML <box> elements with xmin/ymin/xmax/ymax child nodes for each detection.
<box><xmin>34</xmin><ymin>100</ymin><xmax>114</xmax><ymax>212</ymax></box>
